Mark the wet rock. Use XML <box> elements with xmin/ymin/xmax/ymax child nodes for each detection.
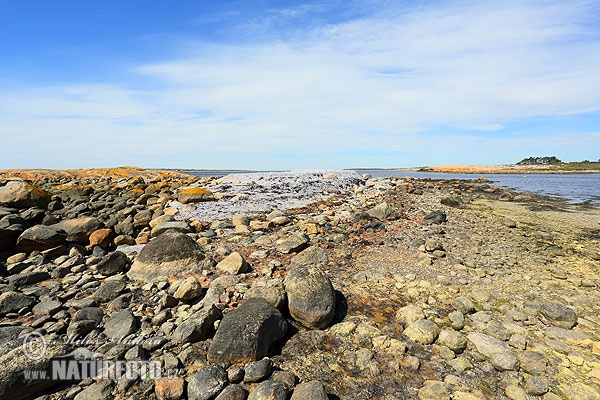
<box><xmin>208</xmin><ymin>298</ymin><xmax>287</xmax><ymax>363</ymax></box>
<box><xmin>284</xmin><ymin>263</ymin><xmax>335</xmax><ymax>329</ymax></box>
<box><xmin>52</xmin><ymin>217</ymin><xmax>101</xmax><ymax>243</ymax></box>
<box><xmin>187</xmin><ymin>365</ymin><xmax>228</xmax><ymax>400</ymax></box>
<box><xmin>276</xmin><ymin>233</ymin><xmax>309</xmax><ymax>254</ymax></box>
<box><xmin>247</xmin><ymin>380</ymin><xmax>290</xmax><ymax>400</ymax></box>
<box><xmin>104</xmin><ymin>310</ymin><xmax>138</xmax><ymax>340</ymax></box>
<box><xmin>404</xmin><ymin>319</ymin><xmax>440</xmax><ymax>345</ymax></box>
<box><xmin>467</xmin><ymin>332</ymin><xmax>519</xmax><ymax>371</ymax></box>
<box><xmin>216</xmin><ymin>252</ymin><xmax>249</xmax><ymax>275</ymax></box>
<box><xmin>0</xmin><ymin>181</ymin><xmax>50</xmax><ymax>209</ymax></box>
<box><xmin>128</xmin><ymin>230</ymin><xmax>211</xmax><ymax>282</ymax></box>
<box><xmin>290</xmin><ymin>381</ymin><xmax>328</xmax><ymax>400</ymax></box>
<box><xmin>171</xmin><ymin>305</ymin><xmax>221</xmax><ymax>344</ymax></box>
<box><xmin>16</xmin><ymin>225</ymin><xmax>67</xmax><ymax>252</ymax></box>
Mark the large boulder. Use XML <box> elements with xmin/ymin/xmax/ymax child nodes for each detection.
<box><xmin>187</xmin><ymin>365</ymin><xmax>227</xmax><ymax>400</ymax></box>
<box><xmin>367</xmin><ymin>202</ymin><xmax>397</xmax><ymax>220</ymax></box>
<box><xmin>467</xmin><ymin>333</ymin><xmax>519</xmax><ymax>371</ymax></box>
<box><xmin>0</xmin><ymin>336</ymin><xmax>71</xmax><ymax>400</ymax></box>
<box><xmin>15</xmin><ymin>225</ymin><xmax>67</xmax><ymax>253</ymax></box>
<box><xmin>0</xmin><ymin>181</ymin><xmax>50</xmax><ymax>209</ymax></box>
<box><xmin>0</xmin><ymin>292</ymin><xmax>35</xmax><ymax>315</ymax></box>
<box><xmin>51</xmin><ymin>217</ymin><xmax>101</xmax><ymax>243</ymax></box>
<box><xmin>289</xmin><ymin>246</ymin><xmax>328</xmax><ymax>268</ymax></box>
<box><xmin>207</xmin><ymin>298</ymin><xmax>287</xmax><ymax>363</ymax></box>
<box><xmin>177</xmin><ymin>187</ymin><xmax>215</xmax><ymax>204</ymax></box>
<box><xmin>0</xmin><ymin>215</ymin><xmax>26</xmax><ymax>252</ymax></box>
<box><xmin>284</xmin><ymin>264</ymin><xmax>335</xmax><ymax>329</ymax></box>
<box><xmin>171</xmin><ymin>305</ymin><xmax>222</xmax><ymax>344</ymax></box>
<box><xmin>128</xmin><ymin>231</ymin><xmax>212</xmax><ymax>282</ymax></box>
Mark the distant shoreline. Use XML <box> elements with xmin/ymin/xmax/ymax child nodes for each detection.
<box><xmin>410</xmin><ymin>164</ymin><xmax>600</xmax><ymax>174</ymax></box>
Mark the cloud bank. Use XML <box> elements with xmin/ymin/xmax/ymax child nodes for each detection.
<box><xmin>1</xmin><ymin>0</ymin><xmax>599</xmax><ymax>168</ymax></box>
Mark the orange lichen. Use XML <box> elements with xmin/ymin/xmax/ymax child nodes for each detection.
<box><xmin>180</xmin><ymin>188</ymin><xmax>213</xmax><ymax>195</ymax></box>
<box><xmin>131</xmin><ymin>188</ymin><xmax>145</xmax><ymax>194</ymax></box>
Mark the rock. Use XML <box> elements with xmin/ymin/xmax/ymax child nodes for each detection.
<box><xmin>418</xmin><ymin>380</ymin><xmax>450</xmax><ymax>400</ymax></box>
<box><xmin>367</xmin><ymin>202</ymin><xmax>397</xmax><ymax>219</ymax></box>
<box><xmin>0</xmin><ymin>181</ymin><xmax>50</xmax><ymax>209</ymax></box>
<box><xmin>505</xmin><ymin>385</ymin><xmax>527</xmax><ymax>400</ymax></box>
<box><xmin>128</xmin><ymin>231</ymin><xmax>211</xmax><ymax>282</ymax></box>
<box><xmin>284</xmin><ymin>263</ymin><xmax>335</xmax><ymax>329</ymax></box>
<box><xmin>289</xmin><ymin>246</ymin><xmax>328</xmax><ymax>267</ymax></box>
<box><xmin>247</xmin><ymin>380</ymin><xmax>290</xmax><ymax>400</ymax></box>
<box><xmin>93</xmin><ymin>278</ymin><xmax>126</xmax><ymax>303</ymax></box>
<box><xmin>276</xmin><ymin>233</ymin><xmax>309</xmax><ymax>254</ymax></box>
<box><xmin>74</xmin><ymin>380</ymin><xmax>114</xmax><ymax>400</ymax></box>
<box><xmin>216</xmin><ymin>252</ymin><xmax>249</xmax><ymax>274</ymax></box>
<box><xmin>32</xmin><ymin>300</ymin><xmax>62</xmax><ymax>315</ymax></box>
<box><xmin>16</xmin><ymin>225</ymin><xmax>67</xmax><ymax>253</ymax></box>
<box><xmin>518</xmin><ymin>350</ymin><xmax>546</xmax><ymax>375</ymax></box>
<box><xmin>441</xmin><ymin>196</ymin><xmax>463</xmax><ymax>208</ymax></box>
<box><xmin>104</xmin><ymin>310</ymin><xmax>138</xmax><ymax>340</ymax></box>
<box><xmin>524</xmin><ymin>376</ymin><xmax>548</xmax><ymax>396</ymax></box>
<box><xmin>67</xmin><ymin>320</ymin><xmax>97</xmax><ymax>339</ymax></box>
<box><xmin>404</xmin><ymin>319</ymin><xmax>440</xmax><ymax>345</ymax></box>
<box><xmin>452</xmin><ymin>297</ymin><xmax>476</xmax><ymax>314</ymax></box>
<box><xmin>208</xmin><ymin>298</ymin><xmax>287</xmax><ymax>363</ymax></box>
<box><xmin>565</xmin><ymin>383</ymin><xmax>600</xmax><ymax>400</ymax></box>
<box><xmin>467</xmin><ymin>332</ymin><xmax>519</xmax><ymax>371</ymax></box>
<box><xmin>246</xmin><ymin>280</ymin><xmax>286</xmax><ymax>310</ymax></box>
<box><xmin>0</xmin><ymin>337</ymin><xmax>70</xmax><ymax>400</ymax></box>
<box><xmin>178</xmin><ymin>187</ymin><xmax>214</xmax><ymax>204</ymax></box>
<box><xmin>151</xmin><ymin>221</ymin><xmax>192</xmax><ymax>238</ymax></box>
<box><xmin>174</xmin><ymin>276</ymin><xmax>203</xmax><ymax>301</ymax></box>
<box><xmin>290</xmin><ymin>381</ymin><xmax>328</xmax><ymax>400</ymax></box>
<box><xmin>437</xmin><ymin>330</ymin><xmax>467</xmax><ymax>353</ymax></box>
<box><xmin>8</xmin><ymin>271</ymin><xmax>50</xmax><ymax>287</ymax></box>
<box><xmin>95</xmin><ymin>251</ymin><xmax>129</xmax><ymax>275</ymax></box>
<box><xmin>396</xmin><ymin>305</ymin><xmax>425</xmax><ymax>326</ymax></box>
<box><xmin>244</xmin><ymin>358</ymin><xmax>272</xmax><ymax>383</ymax></box>
<box><xmin>537</xmin><ymin>302</ymin><xmax>577</xmax><ymax>329</ymax></box>
<box><xmin>423</xmin><ymin>210</ymin><xmax>446</xmax><ymax>224</ymax></box>
<box><xmin>73</xmin><ymin>307</ymin><xmax>103</xmax><ymax>323</ymax></box>
<box><xmin>155</xmin><ymin>377</ymin><xmax>186</xmax><ymax>400</ymax></box>
<box><xmin>0</xmin><ymin>291</ymin><xmax>35</xmax><ymax>315</ymax></box>
<box><xmin>88</xmin><ymin>228</ymin><xmax>114</xmax><ymax>249</ymax></box>
<box><xmin>172</xmin><ymin>305</ymin><xmax>222</xmax><ymax>344</ymax></box>
<box><xmin>187</xmin><ymin>365</ymin><xmax>228</xmax><ymax>400</ymax></box>
<box><xmin>215</xmin><ymin>384</ymin><xmax>248</xmax><ymax>400</ymax></box>
<box><xmin>52</xmin><ymin>217</ymin><xmax>101</xmax><ymax>243</ymax></box>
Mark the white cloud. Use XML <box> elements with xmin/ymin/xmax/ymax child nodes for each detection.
<box><xmin>1</xmin><ymin>0</ymin><xmax>600</xmax><ymax>168</ymax></box>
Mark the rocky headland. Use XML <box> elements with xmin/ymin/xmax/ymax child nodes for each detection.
<box><xmin>0</xmin><ymin>167</ymin><xmax>599</xmax><ymax>400</ymax></box>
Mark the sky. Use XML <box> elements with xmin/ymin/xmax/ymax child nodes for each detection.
<box><xmin>1</xmin><ymin>0</ymin><xmax>599</xmax><ymax>170</ymax></box>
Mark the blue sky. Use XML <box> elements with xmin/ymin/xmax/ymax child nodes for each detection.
<box><xmin>1</xmin><ymin>0</ymin><xmax>599</xmax><ymax>169</ymax></box>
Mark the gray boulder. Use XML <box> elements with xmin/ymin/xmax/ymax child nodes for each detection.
<box><xmin>276</xmin><ymin>233</ymin><xmax>309</xmax><ymax>254</ymax></box>
<box><xmin>284</xmin><ymin>264</ymin><xmax>335</xmax><ymax>329</ymax></box>
<box><xmin>151</xmin><ymin>221</ymin><xmax>192</xmax><ymax>238</ymax></box>
<box><xmin>51</xmin><ymin>217</ymin><xmax>101</xmax><ymax>243</ymax></box>
<box><xmin>95</xmin><ymin>251</ymin><xmax>130</xmax><ymax>276</ymax></box>
<box><xmin>247</xmin><ymin>380</ymin><xmax>290</xmax><ymax>400</ymax></box>
<box><xmin>367</xmin><ymin>202</ymin><xmax>397</xmax><ymax>219</ymax></box>
<box><xmin>104</xmin><ymin>310</ymin><xmax>138</xmax><ymax>340</ymax></box>
<box><xmin>467</xmin><ymin>332</ymin><xmax>519</xmax><ymax>371</ymax></box>
<box><xmin>171</xmin><ymin>305</ymin><xmax>222</xmax><ymax>344</ymax></box>
<box><xmin>128</xmin><ymin>231</ymin><xmax>212</xmax><ymax>282</ymax></box>
<box><xmin>207</xmin><ymin>298</ymin><xmax>287</xmax><ymax>363</ymax></box>
<box><xmin>0</xmin><ymin>292</ymin><xmax>35</xmax><ymax>315</ymax></box>
<box><xmin>289</xmin><ymin>246</ymin><xmax>328</xmax><ymax>268</ymax></box>
<box><xmin>187</xmin><ymin>365</ymin><xmax>228</xmax><ymax>400</ymax></box>
<box><xmin>537</xmin><ymin>302</ymin><xmax>577</xmax><ymax>329</ymax></box>
<box><xmin>16</xmin><ymin>225</ymin><xmax>67</xmax><ymax>253</ymax></box>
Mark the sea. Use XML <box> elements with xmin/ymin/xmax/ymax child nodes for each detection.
<box><xmin>184</xmin><ymin>170</ymin><xmax>600</xmax><ymax>205</ymax></box>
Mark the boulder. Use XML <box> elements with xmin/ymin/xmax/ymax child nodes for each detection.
<box><xmin>128</xmin><ymin>231</ymin><xmax>212</xmax><ymax>282</ymax></box>
<box><xmin>151</xmin><ymin>221</ymin><xmax>192</xmax><ymax>238</ymax></box>
<box><xmin>171</xmin><ymin>305</ymin><xmax>221</xmax><ymax>344</ymax></box>
<box><xmin>216</xmin><ymin>252</ymin><xmax>249</xmax><ymax>275</ymax></box>
<box><xmin>207</xmin><ymin>298</ymin><xmax>287</xmax><ymax>363</ymax></box>
<box><xmin>0</xmin><ymin>292</ymin><xmax>35</xmax><ymax>315</ymax></box>
<box><xmin>367</xmin><ymin>202</ymin><xmax>397</xmax><ymax>220</ymax></box>
<box><xmin>289</xmin><ymin>246</ymin><xmax>328</xmax><ymax>268</ymax></box>
<box><xmin>246</xmin><ymin>279</ymin><xmax>287</xmax><ymax>310</ymax></box>
<box><xmin>0</xmin><ymin>337</ymin><xmax>70</xmax><ymax>400</ymax></box>
<box><xmin>276</xmin><ymin>233</ymin><xmax>309</xmax><ymax>254</ymax></box>
<box><xmin>174</xmin><ymin>276</ymin><xmax>203</xmax><ymax>301</ymax></box>
<box><xmin>15</xmin><ymin>225</ymin><xmax>67</xmax><ymax>253</ymax></box>
<box><xmin>537</xmin><ymin>302</ymin><xmax>577</xmax><ymax>329</ymax></box>
<box><xmin>0</xmin><ymin>181</ymin><xmax>50</xmax><ymax>209</ymax></box>
<box><xmin>88</xmin><ymin>228</ymin><xmax>114</xmax><ymax>249</ymax></box>
<box><xmin>104</xmin><ymin>310</ymin><xmax>138</xmax><ymax>341</ymax></box>
<box><xmin>404</xmin><ymin>319</ymin><xmax>440</xmax><ymax>345</ymax></box>
<box><xmin>51</xmin><ymin>217</ymin><xmax>101</xmax><ymax>243</ymax></box>
<box><xmin>284</xmin><ymin>264</ymin><xmax>335</xmax><ymax>329</ymax></box>
<box><xmin>95</xmin><ymin>251</ymin><xmax>129</xmax><ymax>276</ymax></box>
<box><xmin>467</xmin><ymin>332</ymin><xmax>519</xmax><ymax>371</ymax></box>
<box><xmin>291</xmin><ymin>381</ymin><xmax>328</xmax><ymax>400</ymax></box>
<box><xmin>187</xmin><ymin>365</ymin><xmax>227</xmax><ymax>400</ymax></box>
<box><xmin>247</xmin><ymin>380</ymin><xmax>290</xmax><ymax>400</ymax></box>
<box><xmin>177</xmin><ymin>187</ymin><xmax>214</xmax><ymax>204</ymax></box>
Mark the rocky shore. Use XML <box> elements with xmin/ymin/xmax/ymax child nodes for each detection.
<box><xmin>0</xmin><ymin>167</ymin><xmax>599</xmax><ymax>400</ymax></box>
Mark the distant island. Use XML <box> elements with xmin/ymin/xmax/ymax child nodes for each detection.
<box><xmin>415</xmin><ymin>156</ymin><xmax>600</xmax><ymax>174</ymax></box>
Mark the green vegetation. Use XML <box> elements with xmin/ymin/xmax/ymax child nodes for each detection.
<box><xmin>517</xmin><ymin>156</ymin><xmax>562</xmax><ymax>165</ymax></box>
<box><xmin>516</xmin><ymin>157</ymin><xmax>600</xmax><ymax>171</ymax></box>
